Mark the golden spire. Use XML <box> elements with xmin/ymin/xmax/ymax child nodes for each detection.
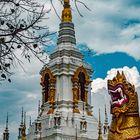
<box><xmin>98</xmin><ymin>109</ymin><xmax>103</xmax><ymax>140</ymax></box>
<box><xmin>22</xmin><ymin>112</ymin><xmax>26</xmax><ymax>140</ymax></box>
<box><xmin>61</xmin><ymin>0</ymin><xmax>72</xmax><ymax>22</ymax></box>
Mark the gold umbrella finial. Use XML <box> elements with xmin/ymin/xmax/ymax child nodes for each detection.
<box><xmin>61</xmin><ymin>0</ymin><xmax>72</xmax><ymax>22</ymax></box>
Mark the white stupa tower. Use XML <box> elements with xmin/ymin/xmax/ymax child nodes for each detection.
<box><xmin>27</xmin><ymin>0</ymin><xmax>98</xmax><ymax>139</ymax></box>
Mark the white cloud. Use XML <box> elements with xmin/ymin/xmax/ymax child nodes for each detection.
<box><xmin>26</xmin><ymin>93</ymin><xmax>39</xmax><ymax>100</ymax></box>
<box><xmin>45</xmin><ymin>0</ymin><xmax>140</xmax><ymax>60</ymax></box>
<box><xmin>1</xmin><ymin>0</ymin><xmax>140</xmax><ymax>138</ymax></box>
<box><xmin>92</xmin><ymin>66</ymin><xmax>140</xmax><ymax>122</ymax></box>
<box><xmin>0</xmin><ymin>124</ymin><xmax>4</xmax><ymax>139</ymax></box>
<box><xmin>92</xmin><ymin>66</ymin><xmax>140</xmax><ymax>93</ymax></box>
<box><xmin>0</xmin><ymin>54</ymin><xmax>42</xmax><ymax>139</ymax></box>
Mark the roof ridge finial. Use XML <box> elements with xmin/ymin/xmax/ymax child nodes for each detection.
<box><xmin>62</xmin><ymin>0</ymin><xmax>72</xmax><ymax>22</ymax></box>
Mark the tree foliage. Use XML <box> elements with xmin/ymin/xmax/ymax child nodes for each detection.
<box><xmin>0</xmin><ymin>0</ymin><xmax>89</xmax><ymax>82</ymax></box>
<box><xmin>0</xmin><ymin>0</ymin><xmax>50</xmax><ymax>82</ymax></box>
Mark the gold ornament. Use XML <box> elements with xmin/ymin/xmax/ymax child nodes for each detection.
<box><xmin>72</xmin><ymin>66</ymin><xmax>91</xmax><ymax>102</ymax></box>
<box><xmin>62</xmin><ymin>0</ymin><xmax>72</xmax><ymax>22</ymax></box>
<box><xmin>40</xmin><ymin>67</ymin><xmax>56</xmax><ymax>114</ymax></box>
<box><xmin>108</xmin><ymin>71</ymin><xmax>140</xmax><ymax>140</ymax></box>
<box><xmin>87</xmin><ymin>111</ymin><xmax>93</xmax><ymax>116</ymax></box>
<box><xmin>72</xmin><ymin>66</ymin><xmax>91</xmax><ymax>113</ymax></box>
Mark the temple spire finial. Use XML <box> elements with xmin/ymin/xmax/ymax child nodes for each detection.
<box><xmin>21</xmin><ymin>112</ymin><xmax>26</xmax><ymax>140</ymax></box>
<box><xmin>57</xmin><ymin>0</ymin><xmax>76</xmax><ymax>45</ymax></box>
<box><xmin>38</xmin><ymin>100</ymin><xmax>41</xmax><ymax>116</ymax></box>
<box><xmin>103</xmin><ymin>104</ymin><xmax>109</xmax><ymax>135</ymax></box>
<box><xmin>29</xmin><ymin>116</ymin><xmax>32</xmax><ymax>127</ymax></box>
<box><xmin>62</xmin><ymin>0</ymin><xmax>72</xmax><ymax>22</ymax></box>
<box><xmin>6</xmin><ymin>112</ymin><xmax>9</xmax><ymax>130</ymax></box>
<box><xmin>98</xmin><ymin>109</ymin><xmax>103</xmax><ymax>140</ymax></box>
<box><xmin>21</xmin><ymin>107</ymin><xmax>24</xmax><ymax>126</ymax></box>
<box><xmin>24</xmin><ymin>112</ymin><xmax>26</xmax><ymax>127</ymax></box>
<box><xmin>3</xmin><ymin>113</ymin><xmax>9</xmax><ymax>140</ymax></box>
<box><xmin>105</xmin><ymin>104</ymin><xmax>108</xmax><ymax>124</ymax></box>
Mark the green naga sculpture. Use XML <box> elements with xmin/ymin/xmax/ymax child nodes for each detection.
<box><xmin>107</xmin><ymin>71</ymin><xmax>140</xmax><ymax>140</ymax></box>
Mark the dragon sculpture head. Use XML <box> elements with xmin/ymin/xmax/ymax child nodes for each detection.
<box><xmin>108</xmin><ymin>71</ymin><xmax>140</xmax><ymax>140</ymax></box>
<box><xmin>108</xmin><ymin>71</ymin><xmax>139</xmax><ymax>117</ymax></box>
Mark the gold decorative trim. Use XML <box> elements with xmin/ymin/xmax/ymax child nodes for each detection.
<box><xmin>40</xmin><ymin>68</ymin><xmax>56</xmax><ymax>86</ymax></box>
<box><xmin>72</xmin><ymin>66</ymin><xmax>91</xmax><ymax>114</ymax></box>
<box><xmin>87</xmin><ymin>111</ymin><xmax>93</xmax><ymax>116</ymax></box>
<box><xmin>72</xmin><ymin>66</ymin><xmax>91</xmax><ymax>85</ymax></box>
<box><xmin>47</xmin><ymin>109</ymin><xmax>54</xmax><ymax>115</ymax></box>
<box><xmin>72</xmin><ymin>66</ymin><xmax>91</xmax><ymax>103</ymax></box>
<box><xmin>40</xmin><ymin>67</ymin><xmax>56</xmax><ymax>114</ymax></box>
<box><xmin>62</xmin><ymin>0</ymin><xmax>72</xmax><ymax>22</ymax></box>
<box><xmin>73</xmin><ymin>108</ymin><xmax>80</xmax><ymax>113</ymax></box>
<box><xmin>108</xmin><ymin>71</ymin><xmax>140</xmax><ymax>139</ymax></box>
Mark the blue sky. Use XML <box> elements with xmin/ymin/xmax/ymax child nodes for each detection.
<box><xmin>77</xmin><ymin>43</ymin><xmax>140</xmax><ymax>79</ymax></box>
<box><xmin>0</xmin><ymin>0</ymin><xmax>140</xmax><ymax>139</ymax></box>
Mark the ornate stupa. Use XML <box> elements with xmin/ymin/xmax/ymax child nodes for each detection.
<box><xmin>27</xmin><ymin>0</ymin><xmax>99</xmax><ymax>139</ymax></box>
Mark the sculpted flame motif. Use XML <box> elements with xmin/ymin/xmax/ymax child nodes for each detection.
<box><xmin>108</xmin><ymin>71</ymin><xmax>140</xmax><ymax>140</ymax></box>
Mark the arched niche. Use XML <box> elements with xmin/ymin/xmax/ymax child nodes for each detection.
<box><xmin>72</xmin><ymin>66</ymin><xmax>91</xmax><ymax>103</ymax></box>
<box><xmin>78</xmin><ymin>72</ymin><xmax>86</xmax><ymax>102</ymax></box>
<box><xmin>44</xmin><ymin>73</ymin><xmax>50</xmax><ymax>102</ymax></box>
<box><xmin>40</xmin><ymin>68</ymin><xmax>56</xmax><ymax>104</ymax></box>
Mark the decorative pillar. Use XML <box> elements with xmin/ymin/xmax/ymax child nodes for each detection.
<box><xmin>98</xmin><ymin>109</ymin><xmax>103</xmax><ymax>140</ymax></box>
<box><xmin>47</xmin><ymin>78</ymin><xmax>56</xmax><ymax>114</ymax></box>
<box><xmin>42</xmin><ymin>86</ymin><xmax>45</xmax><ymax>105</ymax></box>
<box><xmin>103</xmin><ymin>104</ymin><xmax>109</xmax><ymax>135</ymax></box>
<box><xmin>85</xmin><ymin>85</ymin><xmax>88</xmax><ymax>103</ymax></box>
<box><xmin>72</xmin><ymin>78</ymin><xmax>80</xmax><ymax>113</ymax></box>
<box><xmin>48</xmin><ymin>78</ymin><xmax>56</xmax><ymax>103</ymax></box>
